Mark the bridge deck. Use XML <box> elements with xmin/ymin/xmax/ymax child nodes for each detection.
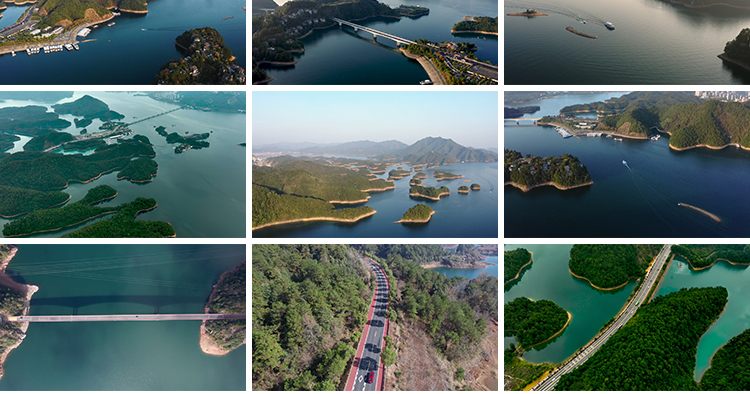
<box><xmin>6</xmin><ymin>313</ymin><xmax>245</xmax><ymax>322</ymax></box>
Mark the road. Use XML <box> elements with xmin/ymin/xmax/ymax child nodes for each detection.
<box><xmin>532</xmin><ymin>244</ymin><xmax>673</xmax><ymax>391</ymax></box>
<box><xmin>345</xmin><ymin>255</ymin><xmax>389</xmax><ymax>391</ymax></box>
<box><xmin>5</xmin><ymin>313</ymin><xmax>246</xmax><ymax>322</ymax></box>
<box><xmin>0</xmin><ymin>6</ymin><xmax>37</xmax><ymax>38</ymax></box>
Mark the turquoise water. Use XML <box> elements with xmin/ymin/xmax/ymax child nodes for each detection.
<box><xmin>655</xmin><ymin>255</ymin><xmax>750</xmax><ymax>381</ymax></box>
<box><xmin>0</xmin><ymin>244</ymin><xmax>246</xmax><ymax>390</ymax></box>
<box><xmin>430</xmin><ymin>255</ymin><xmax>498</xmax><ymax>280</ymax></box>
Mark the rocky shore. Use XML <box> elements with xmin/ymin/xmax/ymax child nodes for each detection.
<box><xmin>251</xmin><ymin>210</ymin><xmax>377</xmax><ymax>231</ymax></box>
<box><xmin>505</xmin><ymin>180</ymin><xmax>593</xmax><ymax>192</ymax></box>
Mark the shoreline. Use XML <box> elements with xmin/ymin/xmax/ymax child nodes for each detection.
<box><xmin>457</xmin><ymin>189</ymin><xmax>469</xmax><ymax>194</ymax></box>
<box><xmin>0</xmin><ymin>194</ymin><xmax>72</xmax><ymax>219</ymax></box>
<box><xmin>0</xmin><ymin>13</ymin><xmax>115</xmax><ymax>56</ymax></box>
<box><xmin>409</xmin><ymin>191</ymin><xmax>450</xmax><ymax>201</ymax></box>
<box><xmin>450</xmin><ymin>29</ymin><xmax>499</xmax><ymax>35</ymax></box>
<box><xmin>3</xmin><ymin>210</ymin><xmax>119</xmax><ymax>238</ymax></box>
<box><xmin>504</xmin><ymin>180</ymin><xmax>593</xmax><ymax>192</ymax></box>
<box><xmin>649</xmin><ymin>254</ymin><xmax>674</xmax><ymax>302</ymax></box>
<box><xmin>524</xmin><ymin>311</ymin><xmax>572</xmax><ymax>349</ymax></box>
<box><xmin>394</xmin><ymin>210</ymin><xmax>434</xmax><ymax>224</ymax></box>
<box><xmin>669</xmin><ymin>140</ymin><xmax>750</xmax><ymax>151</ymax></box>
<box><xmin>504</xmin><ymin>252</ymin><xmax>532</xmax><ymax>285</ymax></box>
<box><xmin>568</xmin><ymin>268</ymin><xmax>634</xmax><ymax>291</ymax></box>
<box><xmin>399</xmin><ymin>47</ymin><xmax>446</xmax><ymax>85</ymax></box>
<box><xmin>718</xmin><ymin>53</ymin><xmax>750</xmax><ymax>73</ymax></box>
<box><xmin>251</xmin><ymin>210</ymin><xmax>376</xmax><ymax>231</ymax></box>
<box><xmin>0</xmin><ymin>246</ymin><xmax>39</xmax><ymax>381</ymax></box>
<box><xmin>329</xmin><ymin>196</ymin><xmax>370</xmax><ymax>204</ymax></box>
<box><xmin>668</xmin><ymin>0</ymin><xmax>750</xmax><ymax>9</ymax></box>
<box><xmin>675</xmin><ymin>252</ymin><xmax>750</xmax><ymax>271</ymax></box>
<box><xmin>678</xmin><ymin>202</ymin><xmax>721</xmax><ymax>222</ymax></box>
<box><xmin>360</xmin><ymin>185</ymin><xmax>395</xmax><ymax>192</ymax></box>
<box><xmin>199</xmin><ymin>265</ymin><xmax>244</xmax><ymax>356</ymax></box>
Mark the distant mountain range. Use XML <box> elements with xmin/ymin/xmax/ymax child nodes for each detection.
<box><xmin>255</xmin><ymin>137</ymin><xmax>497</xmax><ymax>164</ymax></box>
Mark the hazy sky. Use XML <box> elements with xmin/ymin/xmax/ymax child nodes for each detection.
<box><xmin>253</xmin><ymin>91</ymin><xmax>498</xmax><ymax>148</ymax></box>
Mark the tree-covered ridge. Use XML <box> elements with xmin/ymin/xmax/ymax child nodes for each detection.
<box><xmin>35</xmin><ymin>0</ymin><xmax>113</xmax><ymax>29</ymax></box>
<box><xmin>399</xmin><ymin>203</ymin><xmax>433</xmax><ymax>221</ymax></box>
<box><xmin>597</xmin><ymin>106</ymin><xmax>661</xmax><ymax>136</ymax></box>
<box><xmin>452</xmin><ymin>16</ymin><xmax>497</xmax><ymax>33</ymax></box>
<box><xmin>556</xmin><ymin>287</ymin><xmax>729</xmax><ymax>391</ymax></box>
<box><xmin>387</xmin><ymin>137</ymin><xmax>497</xmax><ymax>165</ymax></box>
<box><xmin>154</xmin><ymin>27</ymin><xmax>245</xmax><ymax>85</ymax></box>
<box><xmin>52</xmin><ymin>95</ymin><xmax>124</xmax><ymax>125</ymax></box>
<box><xmin>0</xmin><ymin>134</ymin><xmax>20</xmax><ymax>152</ymax></box>
<box><xmin>722</xmin><ymin>28</ymin><xmax>750</xmax><ymax>66</ymax></box>
<box><xmin>700</xmin><ymin>328</ymin><xmax>750</xmax><ymax>390</ymax></box>
<box><xmin>409</xmin><ymin>185</ymin><xmax>450</xmax><ymax>199</ymax></box>
<box><xmin>3</xmin><ymin>185</ymin><xmax>118</xmax><ymax>237</ymax></box>
<box><xmin>362</xmin><ymin>244</ymin><xmax>449</xmax><ymax>266</ymax></box>
<box><xmin>505</xmin><ymin>149</ymin><xmax>591</xmax><ymax>188</ymax></box>
<box><xmin>62</xmin><ymin>139</ymin><xmax>106</xmax><ymax>152</ymax></box>
<box><xmin>559</xmin><ymin>91</ymin><xmax>703</xmax><ymax>115</ymax></box>
<box><xmin>0</xmin><ymin>285</ymin><xmax>25</xmax><ymax>359</ymax></box>
<box><xmin>0</xmin><ymin>137</ymin><xmax>155</xmax><ymax>191</ymax></box>
<box><xmin>504</xmin><ymin>248</ymin><xmax>531</xmax><ymax>284</ymax></box>
<box><xmin>0</xmin><ymin>186</ymin><xmax>69</xmax><ymax>218</ymax></box>
<box><xmin>23</xmin><ymin>131</ymin><xmax>75</xmax><ymax>152</ymax></box>
<box><xmin>569</xmin><ymin>244</ymin><xmax>660</xmax><ymax>289</ymax></box>
<box><xmin>433</xmin><ymin>170</ymin><xmax>463</xmax><ymax>180</ymax></box>
<box><xmin>252</xmin><ymin>244</ymin><xmax>373</xmax><ymax>390</ymax></box>
<box><xmin>388</xmin><ymin>168</ymin><xmax>411</xmax><ymax>179</ymax></box>
<box><xmin>671</xmin><ymin>244</ymin><xmax>750</xmax><ymax>269</ymax></box>
<box><xmin>116</xmin><ymin>158</ymin><xmax>158</xmax><ymax>183</ymax></box>
<box><xmin>505</xmin><ymin>106</ymin><xmax>540</xmax><ymax>118</ymax></box>
<box><xmin>63</xmin><ymin>197</ymin><xmax>174</xmax><ymax>238</ymax></box>
<box><xmin>0</xmin><ymin>105</ymin><xmax>71</xmax><ymax>136</ymax></box>
<box><xmin>205</xmin><ymin>262</ymin><xmax>246</xmax><ymax>353</ymax></box>
<box><xmin>658</xmin><ymin>100</ymin><xmax>750</xmax><ymax>148</ymax></box>
<box><xmin>253</xmin><ymin>159</ymin><xmax>393</xmax><ymax>202</ymax></box>
<box><xmin>504</xmin><ymin>297</ymin><xmax>568</xmax><ymax>349</ymax></box>
<box><xmin>252</xmin><ymin>184</ymin><xmax>374</xmax><ymax>229</ymax></box>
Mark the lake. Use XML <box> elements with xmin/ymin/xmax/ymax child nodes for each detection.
<box><xmin>655</xmin><ymin>254</ymin><xmax>750</xmax><ymax>381</ymax></box>
<box><xmin>430</xmin><ymin>255</ymin><xmax>498</xmax><ymax>280</ymax></box>
<box><xmin>0</xmin><ymin>0</ymin><xmax>245</xmax><ymax>85</ymax></box>
<box><xmin>254</xmin><ymin>161</ymin><xmax>498</xmax><ymax>238</ymax></box>
<box><xmin>0</xmin><ymin>92</ymin><xmax>246</xmax><ymax>238</ymax></box>
<box><xmin>505</xmin><ymin>92</ymin><xmax>750</xmax><ymax>238</ymax></box>
<box><xmin>505</xmin><ymin>0</ymin><xmax>750</xmax><ymax>84</ymax></box>
<box><xmin>503</xmin><ymin>244</ymin><xmax>635</xmax><ymax>364</ymax></box>
<box><xmin>0</xmin><ymin>244</ymin><xmax>246</xmax><ymax>390</ymax></box>
<box><xmin>263</xmin><ymin>0</ymin><xmax>497</xmax><ymax>84</ymax></box>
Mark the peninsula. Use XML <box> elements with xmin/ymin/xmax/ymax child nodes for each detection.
<box><xmin>506</xmin><ymin>10</ymin><xmax>548</xmax><ymax>17</ymax></box>
<box><xmin>433</xmin><ymin>170</ymin><xmax>463</xmax><ymax>181</ymax></box>
<box><xmin>394</xmin><ymin>203</ymin><xmax>434</xmax><ymax>223</ymax></box>
<box><xmin>0</xmin><ymin>245</ymin><xmax>39</xmax><ymax>381</ymax></box>
<box><xmin>505</xmin><ymin>297</ymin><xmax>570</xmax><ymax>349</ymax></box>
<box><xmin>451</xmin><ymin>16</ymin><xmax>498</xmax><ymax>35</ymax></box>
<box><xmin>671</xmin><ymin>244</ymin><xmax>750</xmax><ymax>270</ymax></box>
<box><xmin>568</xmin><ymin>244</ymin><xmax>660</xmax><ymax>290</ymax></box>
<box><xmin>63</xmin><ymin>197</ymin><xmax>176</xmax><ymax>238</ymax></box>
<box><xmin>200</xmin><ymin>262</ymin><xmax>246</xmax><ymax>355</ymax></box>
<box><xmin>504</xmin><ymin>149</ymin><xmax>592</xmax><ymax>192</ymax></box>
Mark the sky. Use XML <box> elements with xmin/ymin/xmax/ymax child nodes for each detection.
<box><xmin>252</xmin><ymin>91</ymin><xmax>498</xmax><ymax>149</ymax></box>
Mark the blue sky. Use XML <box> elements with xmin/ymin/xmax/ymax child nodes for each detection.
<box><xmin>252</xmin><ymin>91</ymin><xmax>498</xmax><ymax>148</ymax></box>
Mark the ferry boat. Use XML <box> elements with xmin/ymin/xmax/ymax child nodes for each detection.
<box><xmin>73</xmin><ymin>43</ymin><xmax>79</xmax><ymax>51</ymax></box>
<box><xmin>605</xmin><ymin>22</ymin><xmax>615</xmax><ymax>30</ymax></box>
<box><xmin>64</xmin><ymin>43</ymin><xmax>73</xmax><ymax>51</ymax></box>
<box><xmin>419</xmin><ymin>79</ymin><xmax>433</xmax><ymax>85</ymax></box>
<box><xmin>11</xmin><ymin>50</ymin><xmax>15</xmax><ymax>57</ymax></box>
<box><xmin>107</xmin><ymin>22</ymin><xmax>116</xmax><ymax>27</ymax></box>
<box><xmin>614</xmin><ymin>137</ymin><xmax>623</xmax><ymax>141</ymax></box>
<box><xmin>650</xmin><ymin>134</ymin><xmax>660</xmax><ymax>141</ymax></box>
<box><xmin>622</xmin><ymin>160</ymin><xmax>627</xmax><ymax>165</ymax></box>
<box><xmin>555</xmin><ymin>126</ymin><xmax>573</xmax><ymax>138</ymax></box>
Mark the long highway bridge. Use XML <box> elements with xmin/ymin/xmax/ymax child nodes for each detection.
<box><xmin>531</xmin><ymin>244</ymin><xmax>673</xmax><ymax>391</ymax></box>
<box><xmin>126</xmin><ymin>106</ymin><xmax>186</xmax><ymax>126</ymax></box>
<box><xmin>2</xmin><ymin>313</ymin><xmax>245</xmax><ymax>323</ymax></box>
<box><xmin>332</xmin><ymin>17</ymin><xmax>416</xmax><ymax>47</ymax></box>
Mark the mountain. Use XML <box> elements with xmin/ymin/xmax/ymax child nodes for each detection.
<box><xmin>253</xmin><ymin>141</ymin><xmax>330</xmax><ymax>153</ymax></box>
<box><xmin>301</xmin><ymin>140</ymin><xmax>408</xmax><ymax>156</ymax></box>
<box><xmin>386</xmin><ymin>137</ymin><xmax>497</xmax><ymax>165</ymax></box>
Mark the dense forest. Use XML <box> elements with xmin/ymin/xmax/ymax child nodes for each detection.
<box><xmin>116</xmin><ymin>158</ymin><xmax>158</xmax><ymax>183</ymax></box>
<box><xmin>504</xmin><ymin>297</ymin><xmax>568</xmax><ymax>349</ymax></box>
<box><xmin>504</xmin><ymin>248</ymin><xmax>532</xmax><ymax>285</ymax></box>
<box><xmin>204</xmin><ymin>262</ymin><xmax>246</xmax><ymax>353</ymax></box>
<box><xmin>409</xmin><ymin>185</ymin><xmax>450</xmax><ymax>199</ymax></box>
<box><xmin>700</xmin><ymin>328</ymin><xmax>750</xmax><ymax>390</ymax></box>
<box><xmin>35</xmin><ymin>0</ymin><xmax>113</xmax><ymax>29</ymax></box>
<box><xmin>64</xmin><ymin>197</ymin><xmax>175</xmax><ymax>238</ymax></box>
<box><xmin>457</xmin><ymin>185</ymin><xmax>469</xmax><ymax>193</ymax></box>
<box><xmin>504</xmin><ymin>346</ymin><xmax>554</xmax><ymax>391</ymax></box>
<box><xmin>252</xmin><ymin>184</ymin><xmax>375</xmax><ymax>229</ymax></box>
<box><xmin>433</xmin><ymin>170</ymin><xmax>462</xmax><ymax>180</ymax></box>
<box><xmin>52</xmin><ymin>95</ymin><xmax>124</xmax><ymax>123</ymax></box>
<box><xmin>671</xmin><ymin>244</ymin><xmax>750</xmax><ymax>269</ymax></box>
<box><xmin>568</xmin><ymin>244</ymin><xmax>660</xmax><ymax>289</ymax></box>
<box><xmin>559</xmin><ymin>91</ymin><xmax>702</xmax><ymax>115</ymax></box>
<box><xmin>722</xmin><ymin>28</ymin><xmax>750</xmax><ymax>66</ymax></box>
<box><xmin>451</xmin><ymin>16</ymin><xmax>497</xmax><ymax>33</ymax></box>
<box><xmin>23</xmin><ymin>131</ymin><xmax>75</xmax><ymax>152</ymax></box>
<box><xmin>0</xmin><ymin>285</ymin><xmax>25</xmax><ymax>357</ymax></box>
<box><xmin>556</xmin><ymin>287</ymin><xmax>728</xmax><ymax>390</ymax></box>
<box><xmin>252</xmin><ymin>244</ymin><xmax>373</xmax><ymax>391</ymax></box>
<box><xmin>504</xmin><ymin>149</ymin><xmax>591</xmax><ymax>188</ymax></box>
<box><xmin>0</xmin><ymin>105</ymin><xmax>71</xmax><ymax>136</ymax></box>
<box><xmin>399</xmin><ymin>203</ymin><xmax>433</xmax><ymax>221</ymax></box>
<box><xmin>62</xmin><ymin>139</ymin><xmax>106</xmax><ymax>152</ymax></box>
<box><xmin>0</xmin><ymin>134</ymin><xmax>19</xmax><ymax>152</ymax></box>
<box><xmin>0</xmin><ymin>186</ymin><xmax>69</xmax><ymax>218</ymax></box>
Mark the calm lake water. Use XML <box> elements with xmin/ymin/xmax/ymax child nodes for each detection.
<box><xmin>505</xmin><ymin>0</ymin><xmax>750</xmax><ymax>84</ymax></box>
<box><xmin>254</xmin><ymin>161</ymin><xmax>498</xmax><ymax>238</ymax></box>
<box><xmin>0</xmin><ymin>244</ymin><xmax>246</xmax><ymax>390</ymax></box>
<box><xmin>0</xmin><ymin>92</ymin><xmax>246</xmax><ymax>238</ymax></box>
<box><xmin>0</xmin><ymin>0</ymin><xmax>246</xmax><ymax>85</ymax></box>
<box><xmin>655</xmin><ymin>255</ymin><xmax>750</xmax><ymax>381</ymax></box>
<box><xmin>430</xmin><ymin>255</ymin><xmax>498</xmax><ymax>280</ymax></box>
<box><xmin>503</xmin><ymin>244</ymin><xmax>635</xmax><ymax>364</ymax></box>
<box><xmin>505</xmin><ymin>92</ymin><xmax>750</xmax><ymax>238</ymax></box>
<box><xmin>263</xmin><ymin>0</ymin><xmax>498</xmax><ymax>84</ymax></box>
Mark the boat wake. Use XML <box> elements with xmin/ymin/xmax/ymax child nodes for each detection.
<box><xmin>505</xmin><ymin>1</ymin><xmax>607</xmax><ymax>26</ymax></box>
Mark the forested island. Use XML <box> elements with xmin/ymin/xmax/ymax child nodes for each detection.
<box><xmin>568</xmin><ymin>244</ymin><xmax>660</xmax><ymax>290</ymax></box>
<box><xmin>154</xmin><ymin>126</ymin><xmax>210</xmax><ymax>154</ymax></box>
<box><xmin>451</xmin><ymin>16</ymin><xmax>498</xmax><ymax>35</ymax></box>
<box><xmin>470</xmin><ymin>183</ymin><xmax>481</xmax><ymax>190</ymax></box>
<box><xmin>700</xmin><ymin>328</ymin><xmax>750</xmax><ymax>390</ymax></box>
<box><xmin>396</xmin><ymin>5</ymin><xmax>429</xmax><ymax>17</ymax></box>
<box><xmin>720</xmin><ymin>28</ymin><xmax>750</xmax><ymax>74</ymax></box>
<box><xmin>457</xmin><ymin>185</ymin><xmax>469</xmax><ymax>194</ymax></box>
<box><xmin>409</xmin><ymin>185</ymin><xmax>450</xmax><ymax>200</ymax></box>
<box><xmin>395</xmin><ymin>203</ymin><xmax>434</xmax><ymax>223</ymax></box>
<box><xmin>556</xmin><ymin>287</ymin><xmax>728</xmax><ymax>390</ymax></box>
<box><xmin>409</xmin><ymin>177</ymin><xmax>422</xmax><ymax>186</ymax></box>
<box><xmin>504</xmin><ymin>248</ymin><xmax>532</xmax><ymax>287</ymax></box>
<box><xmin>504</xmin><ymin>149</ymin><xmax>592</xmax><ymax>192</ymax></box>
<box><xmin>154</xmin><ymin>28</ymin><xmax>246</xmax><ymax>85</ymax></box>
<box><xmin>200</xmin><ymin>262</ymin><xmax>245</xmax><ymax>355</ymax></box>
<box><xmin>388</xmin><ymin>168</ymin><xmax>411</xmax><ymax>180</ymax></box>
<box><xmin>433</xmin><ymin>170</ymin><xmax>463</xmax><ymax>181</ymax></box>
<box><xmin>671</xmin><ymin>244</ymin><xmax>750</xmax><ymax>270</ymax></box>
<box><xmin>504</xmin><ymin>297</ymin><xmax>569</xmax><ymax>349</ymax></box>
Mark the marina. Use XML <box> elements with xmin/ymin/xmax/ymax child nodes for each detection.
<box><xmin>556</xmin><ymin>126</ymin><xmax>573</xmax><ymax>138</ymax></box>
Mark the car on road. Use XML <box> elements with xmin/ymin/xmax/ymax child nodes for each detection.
<box><xmin>366</xmin><ymin>371</ymin><xmax>374</xmax><ymax>383</ymax></box>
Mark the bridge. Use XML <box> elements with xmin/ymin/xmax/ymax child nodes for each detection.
<box><xmin>332</xmin><ymin>17</ymin><xmax>417</xmax><ymax>47</ymax></box>
<box><xmin>531</xmin><ymin>244</ymin><xmax>673</xmax><ymax>391</ymax></box>
<box><xmin>126</xmin><ymin>106</ymin><xmax>186</xmax><ymax>126</ymax></box>
<box><xmin>3</xmin><ymin>313</ymin><xmax>245</xmax><ymax>323</ymax></box>
<box><xmin>505</xmin><ymin>118</ymin><xmax>542</xmax><ymax>121</ymax></box>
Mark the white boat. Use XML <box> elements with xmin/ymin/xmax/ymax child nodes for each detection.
<box><xmin>11</xmin><ymin>50</ymin><xmax>15</xmax><ymax>56</ymax></box>
<box><xmin>419</xmin><ymin>79</ymin><xmax>433</xmax><ymax>85</ymax></box>
<box><xmin>605</xmin><ymin>22</ymin><xmax>615</xmax><ymax>30</ymax></box>
<box><xmin>622</xmin><ymin>160</ymin><xmax>627</xmax><ymax>165</ymax></box>
<box><xmin>73</xmin><ymin>43</ymin><xmax>79</xmax><ymax>51</ymax></box>
<box><xmin>107</xmin><ymin>22</ymin><xmax>115</xmax><ymax>27</ymax></box>
<box><xmin>64</xmin><ymin>43</ymin><xmax>73</xmax><ymax>51</ymax></box>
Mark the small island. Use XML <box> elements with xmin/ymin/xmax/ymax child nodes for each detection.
<box><xmin>505</xmin><ymin>149</ymin><xmax>592</xmax><ymax>192</ymax></box>
<box><xmin>388</xmin><ymin>168</ymin><xmax>411</xmax><ymax>180</ymax></box>
<box><xmin>413</xmin><ymin>171</ymin><xmax>428</xmax><ymax>179</ymax></box>
<box><xmin>409</xmin><ymin>185</ymin><xmax>450</xmax><ymax>200</ymax></box>
<box><xmin>505</xmin><ymin>297</ymin><xmax>570</xmax><ymax>349</ymax></box>
<box><xmin>434</xmin><ymin>170</ymin><xmax>464</xmax><ymax>180</ymax></box>
<box><xmin>507</xmin><ymin>9</ymin><xmax>548</xmax><ymax>17</ymax></box>
<box><xmin>471</xmin><ymin>183</ymin><xmax>481</xmax><ymax>191</ymax></box>
<box><xmin>394</xmin><ymin>203</ymin><xmax>434</xmax><ymax>223</ymax></box>
<box><xmin>116</xmin><ymin>158</ymin><xmax>159</xmax><ymax>183</ymax></box>
<box><xmin>457</xmin><ymin>185</ymin><xmax>470</xmax><ymax>194</ymax></box>
<box><xmin>452</xmin><ymin>16</ymin><xmax>498</xmax><ymax>35</ymax></box>
<box><xmin>200</xmin><ymin>262</ymin><xmax>246</xmax><ymax>355</ymax></box>
<box><xmin>396</xmin><ymin>4</ymin><xmax>429</xmax><ymax>17</ymax></box>
<box><xmin>154</xmin><ymin>27</ymin><xmax>246</xmax><ymax>85</ymax></box>
<box><xmin>409</xmin><ymin>177</ymin><xmax>423</xmax><ymax>186</ymax></box>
